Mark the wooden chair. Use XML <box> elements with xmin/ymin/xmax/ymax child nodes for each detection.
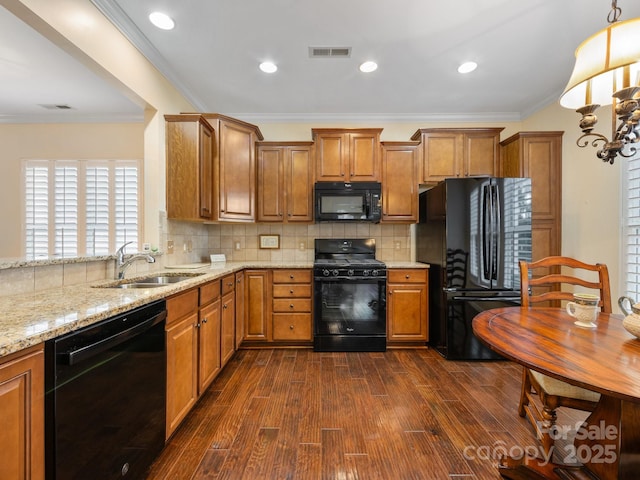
<box><xmin>518</xmin><ymin>256</ymin><xmax>612</xmax><ymax>455</ymax></box>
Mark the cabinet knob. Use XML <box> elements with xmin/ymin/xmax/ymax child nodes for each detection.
<box><xmin>406</xmin><ymin>274</ymin><xmax>410</xmax><ymax>279</ymax></box>
<box><xmin>289</xmin><ymin>325</ymin><xmax>294</xmax><ymax>330</ymax></box>
<box><xmin>202</xmin><ymin>318</ymin><xmax>208</xmax><ymax>324</ymax></box>
<box><xmin>290</xmin><ymin>289</ymin><xmax>294</xmax><ymax>294</ymax></box>
<box><xmin>290</xmin><ymin>304</ymin><xmax>294</xmax><ymax>308</ymax></box>
<box><xmin>228</xmin><ymin>282</ymin><xmax>234</xmax><ymax>287</ymax></box>
<box><xmin>289</xmin><ymin>274</ymin><xmax>294</xmax><ymax>279</ymax></box>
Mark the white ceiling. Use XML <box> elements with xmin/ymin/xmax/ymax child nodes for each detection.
<box><xmin>2</xmin><ymin>0</ymin><xmax>640</xmax><ymax>123</ymax></box>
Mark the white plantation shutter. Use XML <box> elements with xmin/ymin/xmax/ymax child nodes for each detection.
<box><xmin>115</xmin><ymin>166</ymin><xmax>139</xmax><ymax>247</ymax></box>
<box><xmin>23</xmin><ymin>160</ymin><xmax>141</xmax><ymax>259</ymax></box>
<box><xmin>624</xmin><ymin>150</ymin><xmax>640</xmax><ymax>299</ymax></box>
<box><xmin>54</xmin><ymin>165</ymin><xmax>78</xmax><ymax>258</ymax></box>
<box><xmin>86</xmin><ymin>166</ymin><xmax>110</xmax><ymax>255</ymax></box>
<box><xmin>25</xmin><ymin>164</ymin><xmax>50</xmax><ymax>258</ymax></box>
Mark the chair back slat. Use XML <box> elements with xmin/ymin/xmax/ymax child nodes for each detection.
<box><xmin>519</xmin><ymin>256</ymin><xmax>612</xmax><ymax>313</ymax></box>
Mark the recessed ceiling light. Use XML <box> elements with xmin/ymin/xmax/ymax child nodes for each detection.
<box><xmin>259</xmin><ymin>61</ymin><xmax>278</xmax><ymax>73</ymax></box>
<box><xmin>149</xmin><ymin>12</ymin><xmax>175</xmax><ymax>30</ymax></box>
<box><xmin>359</xmin><ymin>61</ymin><xmax>378</xmax><ymax>73</ymax></box>
<box><xmin>458</xmin><ymin>61</ymin><xmax>478</xmax><ymax>74</ymax></box>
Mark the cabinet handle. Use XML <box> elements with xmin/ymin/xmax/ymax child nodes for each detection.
<box><xmin>289</xmin><ymin>325</ymin><xmax>294</xmax><ymax>330</ymax></box>
<box><xmin>237</xmin><ymin>279</ymin><xmax>241</xmax><ymax>284</ymax></box>
<box><xmin>202</xmin><ymin>318</ymin><xmax>208</xmax><ymax>324</ymax></box>
<box><xmin>290</xmin><ymin>274</ymin><xmax>295</xmax><ymax>279</ymax></box>
<box><xmin>405</xmin><ymin>274</ymin><xmax>410</xmax><ymax>279</ymax></box>
<box><xmin>290</xmin><ymin>304</ymin><xmax>294</xmax><ymax>308</ymax></box>
<box><xmin>196</xmin><ymin>322</ymin><xmax>201</xmax><ymax>328</ymax></box>
<box><xmin>289</xmin><ymin>289</ymin><xmax>294</xmax><ymax>294</ymax></box>
<box><xmin>223</xmin><ymin>304</ymin><xmax>228</xmax><ymax>309</ymax></box>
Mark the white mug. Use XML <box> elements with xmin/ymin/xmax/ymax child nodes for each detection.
<box><xmin>566</xmin><ymin>293</ymin><xmax>599</xmax><ymax>327</ymax></box>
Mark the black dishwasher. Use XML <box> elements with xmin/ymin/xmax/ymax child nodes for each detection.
<box><xmin>45</xmin><ymin>300</ymin><xmax>167</xmax><ymax>480</ymax></box>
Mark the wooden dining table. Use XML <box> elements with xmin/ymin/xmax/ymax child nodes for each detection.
<box><xmin>472</xmin><ymin>306</ymin><xmax>640</xmax><ymax>480</ymax></box>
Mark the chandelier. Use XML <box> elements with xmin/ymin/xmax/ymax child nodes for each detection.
<box><xmin>559</xmin><ymin>1</ymin><xmax>640</xmax><ymax>164</ymax></box>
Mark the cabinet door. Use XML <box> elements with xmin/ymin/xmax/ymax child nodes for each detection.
<box><xmin>218</xmin><ymin>120</ymin><xmax>255</xmax><ymax>221</ymax></box>
<box><xmin>350</xmin><ymin>132</ymin><xmax>380</xmax><ymax>181</ymax></box>
<box><xmin>257</xmin><ymin>146</ymin><xmax>284</xmax><ymax>221</ymax></box>
<box><xmin>286</xmin><ymin>146</ymin><xmax>314</xmax><ymax>222</ymax></box>
<box><xmin>387</xmin><ymin>284</ymin><xmax>428</xmax><ymax>341</ymax></box>
<box><xmin>166</xmin><ymin>312</ymin><xmax>198</xmax><ymax>438</ymax></box>
<box><xmin>166</xmin><ymin>116</ymin><xmax>214</xmax><ymax>221</ymax></box>
<box><xmin>244</xmin><ymin>270</ymin><xmax>270</xmax><ymax>341</ymax></box>
<box><xmin>315</xmin><ymin>133</ymin><xmax>347</xmax><ymax>181</ymax></box>
<box><xmin>0</xmin><ymin>345</ymin><xmax>44</xmax><ymax>480</ymax></box>
<box><xmin>422</xmin><ymin>132</ymin><xmax>462</xmax><ymax>182</ymax></box>
<box><xmin>235</xmin><ymin>271</ymin><xmax>245</xmax><ymax>349</ymax></box>
<box><xmin>198</xmin><ymin>300</ymin><xmax>221</xmax><ymax>394</ymax></box>
<box><xmin>381</xmin><ymin>144</ymin><xmax>418</xmax><ymax>223</ymax></box>
<box><xmin>221</xmin><ymin>291</ymin><xmax>236</xmax><ymax>366</ymax></box>
<box><xmin>464</xmin><ymin>131</ymin><xmax>500</xmax><ymax>177</ymax></box>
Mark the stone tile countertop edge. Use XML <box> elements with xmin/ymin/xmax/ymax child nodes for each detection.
<box><xmin>0</xmin><ymin>261</ymin><xmax>429</xmax><ymax>358</ymax></box>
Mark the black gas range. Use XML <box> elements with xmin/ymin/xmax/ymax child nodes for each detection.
<box><xmin>313</xmin><ymin>239</ymin><xmax>387</xmax><ymax>352</ymax></box>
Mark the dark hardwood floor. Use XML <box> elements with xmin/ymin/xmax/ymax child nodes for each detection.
<box><xmin>147</xmin><ymin>348</ymin><xmax>586</xmax><ymax>480</ymax></box>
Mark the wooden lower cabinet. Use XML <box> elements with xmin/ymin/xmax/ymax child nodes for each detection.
<box><xmin>272</xmin><ymin>269</ymin><xmax>312</xmax><ymax>342</ymax></box>
<box><xmin>221</xmin><ymin>274</ymin><xmax>236</xmax><ymax>366</ymax></box>
<box><xmin>166</xmin><ymin>280</ymin><xmax>224</xmax><ymax>439</ymax></box>
<box><xmin>244</xmin><ymin>270</ymin><xmax>271</xmax><ymax>341</ymax></box>
<box><xmin>235</xmin><ymin>271</ymin><xmax>245</xmax><ymax>349</ymax></box>
<box><xmin>387</xmin><ymin>269</ymin><xmax>429</xmax><ymax>344</ymax></box>
<box><xmin>0</xmin><ymin>344</ymin><xmax>44</xmax><ymax>480</ymax></box>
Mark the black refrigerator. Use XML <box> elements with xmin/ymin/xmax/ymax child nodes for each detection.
<box><xmin>416</xmin><ymin>177</ymin><xmax>532</xmax><ymax>360</ymax></box>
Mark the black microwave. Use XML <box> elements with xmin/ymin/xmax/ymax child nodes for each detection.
<box><xmin>314</xmin><ymin>182</ymin><xmax>382</xmax><ymax>222</ymax></box>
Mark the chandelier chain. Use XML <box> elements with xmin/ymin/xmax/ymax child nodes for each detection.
<box><xmin>607</xmin><ymin>0</ymin><xmax>622</xmax><ymax>23</ymax></box>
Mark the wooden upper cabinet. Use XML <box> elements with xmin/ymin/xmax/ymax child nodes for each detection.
<box><xmin>313</xmin><ymin>128</ymin><xmax>382</xmax><ymax>182</ymax></box>
<box><xmin>411</xmin><ymin>128</ymin><xmax>503</xmax><ymax>183</ymax></box>
<box><xmin>500</xmin><ymin>131</ymin><xmax>563</xmax><ymax>264</ymax></box>
<box><xmin>203</xmin><ymin>114</ymin><xmax>264</xmax><ymax>222</ymax></box>
<box><xmin>165</xmin><ymin>115</ymin><xmax>214</xmax><ymax>221</ymax></box>
<box><xmin>257</xmin><ymin>142</ymin><xmax>314</xmax><ymax>223</ymax></box>
<box><xmin>381</xmin><ymin>141</ymin><xmax>420</xmax><ymax>223</ymax></box>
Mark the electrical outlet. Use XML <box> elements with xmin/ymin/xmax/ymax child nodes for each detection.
<box><xmin>167</xmin><ymin>240</ymin><xmax>174</xmax><ymax>254</ymax></box>
<box><xmin>234</xmin><ymin>241</ymin><xmax>241</xmax><ymax>251</ymax></box>
<box><xmin>394</xmin><ymin>241</ymin><xmax>401</xmax><ymax>250</ymax></box>
<box><xmin>187</xmin><ymin>239</ymin><xmax>193</xmax><ymax>252</ymax></box>
<box><xmin>299</xmin><ymin>241</ymin><xmax>306</xmax><ymax>251</ymax></box>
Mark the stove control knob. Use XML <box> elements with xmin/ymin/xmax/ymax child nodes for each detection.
<box><xmin>332</xmin><ymin>269</ymin><xmax>340</xmax><ymax>276</ymax></box>
<box><xmin>363</xmin><ymin>269</ymin><xmax>370</xmax><ymax>276</ymax></box>
<box><xmin>347</xmin><ymin>269</ymin><xmax>355</xmax><ymax>277</ymax></box>
<box><xmin>322</xmin><ymin>269</ymin><xmax>330</xmax><ymax>277</ymax></box>
<box><xmin>371</xmin><ymin>269</ymin><xmax>379</xmax><ymax>277</ymax></box>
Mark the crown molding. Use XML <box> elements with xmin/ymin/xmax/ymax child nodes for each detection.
<box><xmin>90</xmin><ymin>0</ymin><xmax>207</xmax><ymax>112</ymax></box>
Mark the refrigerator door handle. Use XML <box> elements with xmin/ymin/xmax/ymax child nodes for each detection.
<box><xmin>491</xmin><ymin>185</ymin><xmax>500</xmax><ymax>281</ymax></box>
<box><xmin>482</xmin><ymin>185</ymin><xmax>491</xmax><ymax>281</ymax></box>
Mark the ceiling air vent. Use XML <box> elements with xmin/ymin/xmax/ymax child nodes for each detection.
<box><xmin>38</xmin><ymin>104</ymin><xmax>74</xmax><ymax>110</ymax></box>
<box><xmin>309</xmin><ymin>47</ymin><xmax>351</xmax><ymax>58</ymax></box>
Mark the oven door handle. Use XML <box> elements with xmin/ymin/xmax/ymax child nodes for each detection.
<box><xmin>58</xmin><ymin>310</ymin><xmax>167</xmax><ymax>366</ymax></box>
<box><xmin>314</xmin><ymin>276</ymin><xmax>386</xmax><ymax>282</ymax></box>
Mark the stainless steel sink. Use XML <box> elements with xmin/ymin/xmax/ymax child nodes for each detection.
<box><xmin>96</xmin><ymin>273</ymin><xmax>205</xmax><ymax>289</ymax></box>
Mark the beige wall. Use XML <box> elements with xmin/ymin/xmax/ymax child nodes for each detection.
<box><xmin>0</xmin><ymin>123</ymin><xmax>144</xmax><ymax>257</ymax></box>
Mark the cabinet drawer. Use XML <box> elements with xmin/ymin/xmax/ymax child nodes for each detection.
<box><xmin>272</xmin><ymin>269</ymin><xmax>312</xmax><ymax>284</ymax></box>
<box><xmin>273</xmin><ymin>298</ymin><xmax>312</xmax><ymax>312</ymax></box>
<box><xmin>273</xmin><ymin>284</ymin><xmax>312</xmax><ymax>298</ymax></box>
<box><xmin>167</xmin><ymin>288</ymin><xmax>199</xmax><ymax>325</ymax></box>
<box><xmin>273</xmin><ymin>314</ymin><xmax>312</xmax><ymax>340</ymax></box>
<box><xmin>388</xmin><ymin>269</ymin><xmax>428</xmax><ymax>284</ymax></box>
<box><xmin>221</xmin><ymin>274</ymin><xmax>235</xmax><ymax>295</ymax></box>
<box><xmin>199</xmin><ymin>280</ymin><xmax>221</xmax><ymax>305</ymax></box>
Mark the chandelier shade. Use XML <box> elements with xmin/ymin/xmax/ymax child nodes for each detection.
<box><xmin>560</xmin><ymin>17</ymin><xmax>640</xmax><ymax>109</ymax></box>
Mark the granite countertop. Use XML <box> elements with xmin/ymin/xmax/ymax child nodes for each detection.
<box><xmin>0</xmin><ymin>260</ymin><xmax>428</xmax><ymax>358</ymax></box>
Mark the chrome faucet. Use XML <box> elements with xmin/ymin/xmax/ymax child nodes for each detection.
<box><xmin>115</xmin><ymin>241</ymin><xmax>156</xmax><ymax>279</ymax></box>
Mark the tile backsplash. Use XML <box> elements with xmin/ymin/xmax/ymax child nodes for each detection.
<box><xmin>162</xmin><ymin>218</ymin><xmax>411</xmax><ymax>266</ymax></box>
<box><xmin>0</xmin><ymin>215</ymin><xmax>412</xmax><ymax>296</ymax></box>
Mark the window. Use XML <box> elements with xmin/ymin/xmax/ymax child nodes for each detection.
<box><xmin>624</xmin><ymin>150</ymin><xmax>640</xmax><ymax>299</ymax></box>
<box><xmin>24</xmin><ymin>159</ymin><xmax>141</xmax><ymax>259</ymax></box>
